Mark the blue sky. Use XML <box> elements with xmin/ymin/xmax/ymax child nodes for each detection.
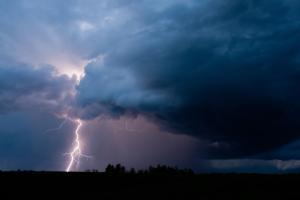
<box><xmin>1</xmin><ymin>0</ymin><xmax>300</xmax><ymax>172</ymax></box>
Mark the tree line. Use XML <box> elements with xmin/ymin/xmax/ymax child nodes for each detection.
<box><xmin>102</xmin><ymin>164</ymin><xmax>194</xmax><ymax>175</ymax></box>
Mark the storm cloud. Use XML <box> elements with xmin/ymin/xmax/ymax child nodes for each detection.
<box><xmin>0</xmin><ymin>63</ymin><xmax>75</xmax><ymax>115</ymax></box>
<box><xmin>77</xmin><ymin>0</ymin><xmax>300</xmax><ymax>158</ymax></box>
<box><xmin>1</xmin><ymin>0</ymin><xmax>300</xmax><ymax>171</ymax></box>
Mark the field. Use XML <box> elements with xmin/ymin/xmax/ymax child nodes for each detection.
<box><xmin>1</xmin><ymin>172</ymin><xmax>299</xmax><ymax>199</ymax></box>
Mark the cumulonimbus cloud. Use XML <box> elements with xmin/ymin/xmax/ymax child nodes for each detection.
<box><xmin>1</xmin><ymin>0</ymin><xmax>300</xmax><ymax>160</ymax></box>
<box><xmin>76</xmin><ymin>0</ymin><xmax>300</xmax><ymax>158</ymax></box>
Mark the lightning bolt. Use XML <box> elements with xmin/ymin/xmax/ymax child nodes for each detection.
<box><xmin>124</xmin><ymin>119</ymin><xmax>138</xmax><ymax>133</ymax></box>
<box><xmin>114</xmin><ymin>119</ymin><xmax>139</xmax><ymax>134</ymax></box>
<box><xmin>43</xmin><ymin>116</ymin><xmax>88</xmax><ymax>171</ymax></box>
<box><xmin>65</xmin><ymin>119</ymin><xmax>89</xmax><ymax>172</ymax></box>
<box><xmin>43</xmin><ymin>118</ymin><xmax>68</xmax><ymax>134</ymax></box>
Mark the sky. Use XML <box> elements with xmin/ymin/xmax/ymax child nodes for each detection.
<box><xmin>0</xmin><ymin>0</ymin><xmax>300</xmax><ymax>172</ymax></box>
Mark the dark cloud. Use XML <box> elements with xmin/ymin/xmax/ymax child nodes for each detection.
<box><xmin>0</xmin><ymin>63</ymin><xmax>75</xmax><ymax>114</ymax></box>
<box><xmin>77</xmin><ymin>0</ymin><xmax>300</xmax><ymax>158</ymax></box>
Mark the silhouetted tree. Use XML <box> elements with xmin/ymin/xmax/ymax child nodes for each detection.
<box><xmin>115</xmin><ymin>164</ymin><xmax>126</xmax><ymax>174</ymax></box>
<box><xmin>129</xmin><ymin>168</ymin><xmax>136</xmax><ymax>175</ymax></box>
<box><xmin>104</xmin><ymin>164</ymin><xmax>194</xmax><ymax>175</ymax></box>
<box><xmin>105</xmin><ymin>164</ymin><xmax>115</xmax><ymax>174</ymax></box>
<box><xmin>105</xmin><ymin>164</ymin><xmax>126</xmax><ymax>174</ymax></box>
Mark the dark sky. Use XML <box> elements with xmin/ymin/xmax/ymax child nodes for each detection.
<box><xmin>0</xmin><ymin>0</ymin><xmax>300</xmax><ymax>172</ymax></box>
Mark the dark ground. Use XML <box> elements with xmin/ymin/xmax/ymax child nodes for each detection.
<box><xmin>1</xmin><ymin>172</ymin><xmax>300</xmax><ymax>199</ymax></box>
